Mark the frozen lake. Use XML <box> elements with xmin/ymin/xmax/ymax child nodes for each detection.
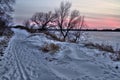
<box><xmin>86</xmin><ymin>31</ymin><xmax>120</xmax><ymax>49</ymax></box>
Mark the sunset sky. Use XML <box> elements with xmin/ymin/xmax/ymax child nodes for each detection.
<box><xmin>14</xmin><ymin>0</ymin><xmax>120</xmax><ymax>29</ymax></box>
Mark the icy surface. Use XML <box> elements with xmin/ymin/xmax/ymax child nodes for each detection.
<box><xmin>87</xmin><ymin>31</ymin><xmax>120</xmax><ymax>49</ymax></box>
<box><xmin>0</xmin><ymin>29</ymin><xmax>120</xmax><ymax>80</ymax></box>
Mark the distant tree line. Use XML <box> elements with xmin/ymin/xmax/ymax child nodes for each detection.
<box><xmin>82</xmin><ymin>28</ymin><xmax>120</xmax><ymax>32</ymax></box>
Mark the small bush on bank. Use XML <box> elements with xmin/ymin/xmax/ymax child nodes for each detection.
<box><xmin>0</xmin><ymin>38</ymin><xmax>9</xmax><ymax>57</ymax></box>
<box><xmin>0</xmin><ymin>27</ymin><xmax>14</xmax><ymax>37</ymax></box>
<box><xmin>44</xmin><ymin>31</ymin><xmax>64</xmax><ymax>42</ymax></box>
<box><xmin>41</xmin><ymin>43</ymin><xmax>60</xmax><ymax>55</ymax></box>
<box><xmin>84</xmin><ymin>42</ymin><xmax>96</xmax><ymax>49</ymax></box>
<box><xmin>84</xmin><ymin>42</ymin><xmax>114</xmax><ymax>53</ymax></box>
<box><xmin>0</xmin><ymin>38</ymin><xmax>8</xmax><ymax>57</ymax></box>
<box><xmin>110</xmin><ymin>50</ymin><xmax>120</xmax><ymax>61</ymax></box>
<box><xmin>84</xmin><ymin>42</ymin><xmax>120</xmax><ymax>61</ymax></box>
<box><xmin>0</xmin><ymin>39</ymin><xmax>7</xmax><ymax>46</ymax></box>
<box><xmin>0</xmin><ymin>27</ymin><xmax>13</xmax><ymax>57</ymax></box>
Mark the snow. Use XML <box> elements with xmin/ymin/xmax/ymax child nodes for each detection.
<box><xmin>0</xmin><ymin>36</ymin><xmax>5</xmax><ymax>41</ymax></box>
<box><xmin>0</xmin><ymin>29</ymin><xmax>120</xmax><ymax>80</ymax></box>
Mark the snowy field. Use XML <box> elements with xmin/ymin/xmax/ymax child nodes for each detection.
<box><xmin>0</xmin><ymin>29</ymin><xmax>120</xmax><ymax>80</ymax></box>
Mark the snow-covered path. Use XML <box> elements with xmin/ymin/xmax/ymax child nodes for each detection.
<box><xmin>0</xmin><ymin>29</ymin><xmax>61</xmax><ymax>80</ymax></box>
<box><xmin>0</xmin><ymin>29</ymin><xmax>120</xmax><ymax>80</ymax></box>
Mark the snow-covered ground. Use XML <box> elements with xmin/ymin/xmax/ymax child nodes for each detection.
<box><xmin>0</xmin><ymin>29</ymin><xmax>120</xmax><ymax>80</ymax></box>
<box><xmin>0</xmin><ymin>36</ymin><xmax>4</xmax><ymax>41</ymax></box>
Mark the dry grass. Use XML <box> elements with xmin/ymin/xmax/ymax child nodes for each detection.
<box><xmin>44</xmin><ymin>31</ymin><xmax>65</xmax><ymax>42</ymax></box>
<box><xmin>68</xmin><ymin>39</ymin><xmax>78</xmax><ymax>43</ymax></box>
<box><xmin>84</xmin><ymin>42</ymin><xmax>114</xmax><ymax>53</ymax></box>
<box><xmin>0</xmin><ymin>29</ymin><xmax>13</xmax><ymax>57</ymax></box>
<box><xmin>0</xmin><ymin>40</ymin><xmax>6</xmax><ymax>46</ymax></box>
<box><xmin>110</xmin><ymin>50</ymin><xmax>120</xmax><ymax>61</ymax></box>
<box><xmin>0</xmin><ymin>39</ymin><xmax>7</xmax><ymax>56</ymax></box>
<box><xmin>41</xmin><ymin>43</ymin><xmax>60</xmax><ymax>55</ymax></box>
<box><xmin>84</xmin><ymin>42</ymin><xmax>120</xmax><ymax>61</ymax></box>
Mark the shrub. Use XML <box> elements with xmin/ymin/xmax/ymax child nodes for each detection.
<box><xmin>84</xmin><ymin>42</ymin><xmax>95</xmax><ymax>49</ymax></box>
<box><xmin>99</xmin><ymin>44</ymin><xmax>114</xmax><ymax>53</ymax></box>
<box><xmin>44</xmin><ymin>31</ymin><xmax>65</xmax><ymax>42</ymax></box>
<box><xmin>84</xmin><ymin>42</ymin><xmax>114</xmax><ymax>53</ymax></box>
<box><xmin>0</xmin><ymin>39</ymin><xmax>7</xmax><ymax>57</ymax></box>
<box><xmin>111</xmin><ymin>50</ymin><xmax>120</xmax><ymax>61</ymax></box>
<box><xmin>0</xmin><ymin>40</ymin><xmax>7</xmax><ymax>46</ymax></box>
<box><xmin>84</xmin><ymin>42</ymin><xmax>120</xmax><ymax>61</ymax></box>
<box><xmin>41</xmin><ymin>43</ymin><xmax>60</xmax><ymax>55</ymax></box>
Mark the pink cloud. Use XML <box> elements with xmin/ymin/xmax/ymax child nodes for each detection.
<box><xmin>86</xmin><ymin>17</ymin><xmax>120</xmax><ymax>29</ymax></box>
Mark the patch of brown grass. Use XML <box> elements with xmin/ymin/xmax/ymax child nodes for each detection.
<box><xmin>41</xmin><ymin>43</ymin><xmax>60</xmax><ymax>55</ymax></box>
<box><xmin>84</xmin><ymin>42</ymin><xmax>120</xmax><ymax>61</ymax></box>
<box><xmin>110</xmin><ymin>50</ymin><xmax>120</xmax><ymax>61</ymax></box>
<box><xmin>84</xmin><ymin>42</ymin><xmax>114</xmax><ymax>53</ymax></box>
<box><xmin>84</xmin><ymin>42</ymin><xmax>95</xmax><ymax>49</ymax></box>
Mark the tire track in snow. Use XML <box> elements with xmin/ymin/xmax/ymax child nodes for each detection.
<box><xmin>11</xmin><ymin>40</ymin><xmax>31</xmax><ymax>80</ymax></box>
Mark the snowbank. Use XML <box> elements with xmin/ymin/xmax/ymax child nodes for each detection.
<box><xmin>0</xmin><ymin>28</ymin><xmax>120</xmax><ymax>80</ymax></box>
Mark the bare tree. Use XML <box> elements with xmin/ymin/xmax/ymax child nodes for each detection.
<box><xmin>23</xmin><ymin>19</ymin><xmax>35</xmax><ymax>29</ymax></box>
<box><xmin>0</xmin><ymin>0</ymin><xmax>15</xmax><ymax>35</ymax></box>
<box><xmin>31</xmin><ymin>11</ymin><xmax>55</xmax><ymax>31</ymax></box>
<box><xmin>0</xmin><ymin>0</ymin><xmax>15</xmax><ymax>26</ymax></box>
<box><xmin>55</xmin><ymin>1</ymin><xmax>85</xmax><ymax>41</ymax></box>
<box><xmin>54</xmin><ymin>2</ymin><xmax>71</xmax><ymax>40</ymax></box>
<box><xmin>24</xmin><ymin>20</ymin><xmax>30</xmax><ymax>27</ymax></box>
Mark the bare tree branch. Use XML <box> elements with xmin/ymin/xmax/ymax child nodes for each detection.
<box><xmin>31</xmin><ymin>11</ymin><xmax>55</xmax><ymax>31</ymax></box>
<box><xmin>0</xmin><ymin>0</ymin><xmax>15</xmax><ymax>27</ymax></box>
<box><xmin>55</xmin><ymin>1</ymin><xmax>85</xmax><ymax>41</ymax></box>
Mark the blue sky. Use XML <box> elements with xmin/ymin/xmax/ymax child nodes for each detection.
<box><xmin>14</xmin><ymin>0</ymin><xmax>120</xmax><ymax>29</ymax></box>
